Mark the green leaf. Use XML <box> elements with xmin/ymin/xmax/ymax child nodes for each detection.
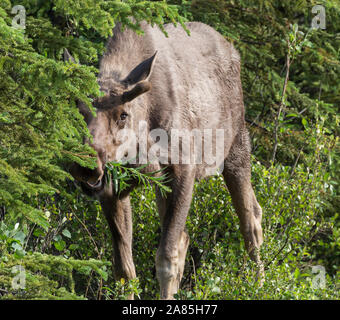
<box><xmin>33</xmin><ymin>229</ymin><xmax>46</xmax><ymax>237</ymax></box>
<box><xmin>54</xmin><ymin>240</ymin><xmax>66</xmax><ymax>251</ymax></box>
<box><xmin>301</xmin><ymin>118</ymin><xmax>308</xmax><ymax>129</ymax></box>
<box><xmin>69</xmin><ymin>244</ymin><xmax>79</xmax><ymax>250</ymax></box>
<box><xmin>62</xmin><ymin>229</ymin><xmax>72</xmax><ymax>239</ymax></box>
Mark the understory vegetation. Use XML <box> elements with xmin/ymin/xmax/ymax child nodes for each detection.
<box><xmin>0</xmin><ymin>0</ymin><xmax>339</xmax><ymax>299</ymax></box>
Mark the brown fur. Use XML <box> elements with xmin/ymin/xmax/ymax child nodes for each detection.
<box><xmin>69</xmin><ymin>22</ymin><xmax>264</xmax><ymax>299</ymax></box>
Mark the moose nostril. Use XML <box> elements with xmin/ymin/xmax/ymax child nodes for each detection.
<box><xmin>87</xmin><ymin>178</ymin><xmax>102</xmax><ymax>188</ymax></box>
<box><xmin>94</xmin><ymin>179</ymin><xmax>101</xmax><ymax>187</ymax></box>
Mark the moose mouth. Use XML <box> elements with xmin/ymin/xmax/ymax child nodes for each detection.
<box><xmin>86</xmin><ymin>178</ymin><xmax>103</xmax><ymax>189</ymax></box>
<box><xmin>81</xmin><ymin>176</ymin><xmax>105</xmax><ymax>194</ymax></box>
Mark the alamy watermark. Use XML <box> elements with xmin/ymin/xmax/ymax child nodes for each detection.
<box><xmin>311</xmin><ymin>265</ymin><xmax>326</xmax><ymax>289</ymax></box>
<box><xmin>11</xmin><ymin>265</ymin><xmax>26</xmax><ymax>290</ymax></box>
<box><xmin>311</xmin><ymin>5</ymin><xmax>326</xmax><ymax>30</ymax></box>
<box><xmin>9</xmin><ymin>4</ymin><xmax>326</xmax><ymax>32</ymax></box>
<box><xmin>115</xmin><ymin>121</ymin><xmax>226</xmax><ymax>175</ymax></box>
<box><xmin>11</xmin><ymin>5</ymin><xmax>26</xmax><ymax>30</ymax></box>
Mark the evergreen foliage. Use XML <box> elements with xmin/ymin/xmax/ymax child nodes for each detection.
<box><xmin>105</xmin><ymin>161</ymin><xmax>172</xmax><ymax>196</ymax></box>
<box><xmin>0</xmin><ymin>0</ymin><xmax>184</xmax><ymax>230</ymax></box>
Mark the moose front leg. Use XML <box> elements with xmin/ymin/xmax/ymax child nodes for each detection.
<box><xmin>100</xmin><ymin>194</ymin><xmax>136</xmax><ymax>286</ymax></box>
<box><xmin>156</xmin><ymin>170</ymin><xmax>195</xmax><ymax>300</ymax></box>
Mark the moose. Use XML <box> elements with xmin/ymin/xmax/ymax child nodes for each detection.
<box><xmin>67</xmin><ymin>21</ymin><xmax>264</xmax><ymax>300</ymax></box>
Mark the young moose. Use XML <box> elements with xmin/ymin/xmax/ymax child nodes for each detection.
<box><xmin>68</xmin><ymin>22</ymin><xmax>264</xmax><ymax>300</ymax></box>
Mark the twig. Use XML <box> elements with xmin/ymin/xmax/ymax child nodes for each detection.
<box><xmin>97</xmin><ymin>277</ymin><xmax>103</xmax><ymax>300</ymax></box>
<box><xmin>0</xmin><ymin>48</ymin><xmax>15</xmax><ymax>58</ymax></box>
<box><xmin>271</xmin><ymin>42</ymin><xmax>291</xmax><ymax>163</ymax></box>
<box><xmin>190</xmin><ymin>255</ymin><xmax>197</xmax><ymax>290</ymax></box>
<box><xmin>72</xmin><ymin>212</ymin><xmax>101</xmax><ymax>258</ymax></box>
<box><xmin>246</xmin><ymin>118</ymin><xmax>269</xmax><ymax>132</ymax></box>
<box><xmin>85</xmin><ymin>270</ymin><xmax>94</xmax><ymax>298</ymax></box>
<box><xmin>265</xmin><ymin>235</ymin><xmax>289</xmax><ymax>270</ymax></box>
<box><xmin>24</xmin><ymin>223</ymin><xmax>36</xmax><ymax>251</ymax></box>
<box><xmin>61</xmin><ymin>150</ymin><xmax>96</xmax><ymax>159</ymax></box>
<box><xmin>290</xmin><ymin>147</ymin><xmax>303</xmax><ymax>176</ymax></box>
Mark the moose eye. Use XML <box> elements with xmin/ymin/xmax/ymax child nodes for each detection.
<box><xmin>120</xmin><ymin>112</ymin><xmax>128</xmax><ymax>121</ymax></box>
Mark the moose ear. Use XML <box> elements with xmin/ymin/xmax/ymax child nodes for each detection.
<box><xmin>63</xmin><ymin>48</ymin><xmax>75</xmax><ymax>63</ymax></box>
<box><xmin>124</xmin><ymin>51</ymin><xmax>157</xmax><ymax>85</ymax></box>
<box><xmin>122</xmin><ymin>81</ymin><xmax>152</xmax><ymax>103</ymax></box>
<box><xmin>77</xmin><ymin>101</ymin><xmax>93</xmax><ymax>124</ymax></box>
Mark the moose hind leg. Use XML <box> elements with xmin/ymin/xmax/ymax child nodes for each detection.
<box><xmin>155</xmin><ymin>230</ymin><xmax>190</xmax><ymax>300</ymax></box>
<box><xmin>223</xmin><ymin>131</ymin><xmax>264</xmax><ymax>284</ymax></box>
<box><xmin>177</xmin><ymin>230</ymin><xmax>189</xmax><ymax>285</ymax></box>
